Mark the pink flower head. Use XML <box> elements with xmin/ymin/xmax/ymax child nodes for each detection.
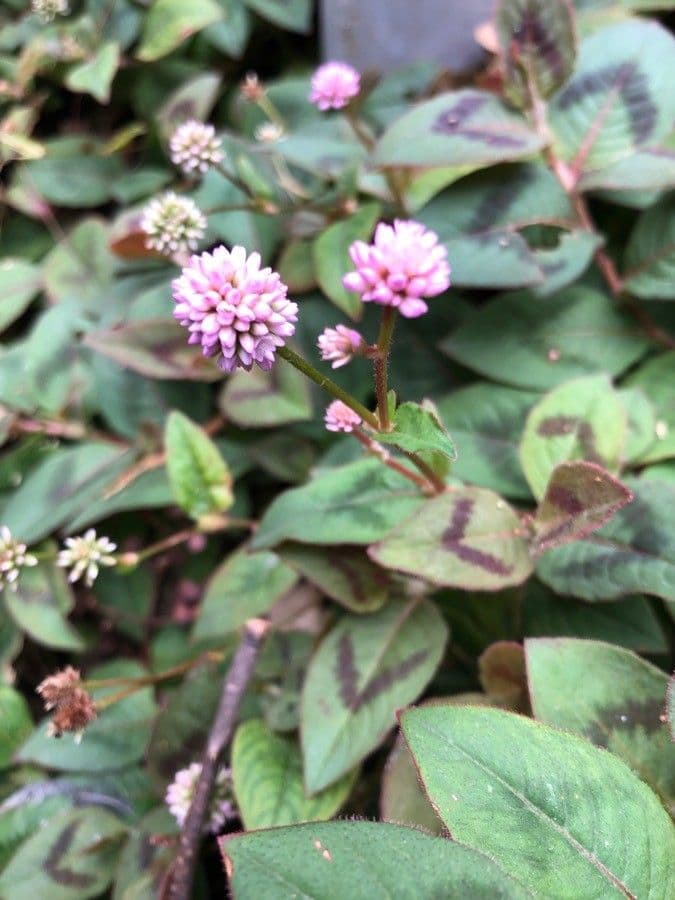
<box><xmin>172</xmin><ymin>245</ymin><xmax>298</xmax><ymax>374</ymax></box>
<box><xmin>310</xmin><ymin>61</ymin><xmax>361</xmax><ymax>111</ymax></box>
<box><xmin>317</xmin><ymin>324</ymin><xmax>363</xmax><ymax>369</ymax></box>
<box><xmin>342</xmin><ymin>220</ymin><xmax>451</xmax><ymax>318</ymax></box>
<box><xmin>325</xmin><ymin>400</ymin><xmax>362</xmax><ymax>433</ymax></box>
<box><xmin>170</xmin><ymin>120</ymin><xmax>224</xmax><ymax>175</ymax></box>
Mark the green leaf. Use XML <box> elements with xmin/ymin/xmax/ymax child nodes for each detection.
<box><xmin>531</xmin><ymin>461</ymin><xmax>633</xmax><ymax>552</ymax></box>
<box><xmin>4</xmin><ymin>562</ymin><xmax>85</xmax><ymax>651</ymax></box>
<box><xmin>530</xmin><ymin>230</ymin><xmax>603</xmax><ymax>297</ymax></box>
<box><xmin>526</xmin><ymin>637</ymin><xmax>675</xmax><ymax>814</ymax></box>
<box><xmin>0</xmin><ymin>686</ymin><xmax>32</xmax><ymax>767</ymax></box>
<box><xmin>137</xmin><ymin>0</ymin><xmax>223</xmax><ymax>61</ymax></box>
<box><xmin>220</xmin><ymin>359</ymin><xmax>312</xmax><ymax>427</ymax></box>
<box><xmin>0</xmin><ymin>807</ymin><xmax>126</xmax><ymax>900</ymax></box>
<box><xmin>374</xmin><ymin>89</ymin><xmax>545</xmax><ymax>168</ymax></box>
<box><xmin>84</xmin><ymin>320</ymin><xmax>222</xmax><ymax>382</ymax></box>
<box><xmin>549</xmin><ymin>19</ymin><xmax>675</xmax><ymax>171</ymax></box>
<box><xmin>442</xmin><ymin>286</ymin><xmax>648</xmax><ymax>390</ymax></box>
<box><xmin>496</xmin><ymin>0</ymin><xmax>577</xmax><ymax>107</ymax></box>
<box><xmin>222</xmin><ymin>820</ymin><xmax>530</xmax><ymax>899</ymax></box>
<box><xmin>164</xmin><ymin>411</ymin><xmax>233</xmax><ymax>520</ymax></box>
<box><xmin>436</xmin><ymin>384</ymin><xmax>537</xmax><ymax>499</ymax></box>
<box><xmin>522</xmin><ymin>582</ymin><xmax>667</xmax><ymax>653</ymax></box>
<box><xmin>624</xmin><ymin>352</ymin><xmax>675</xmax><ymax>463</ymax></box>
<box><xmin>251</xmin><ymin>459</ymin><xmax>424</xmax><ymax>550</ymax></box>
<box><xmin>18</xmin><ymin>661</ymin><xmax>156</xmax><ymax>773</ymax></box>
<box><xmin>243</xmin><ymin>0</ymin><xmax>312</xmax><ymax>32</ymax></box>
<box><xmin>536</xmin><ymin>477</ymin><xmax>675</xmax><ymax>601</ymax></box>
<box><xmin>519</xmin><ymin>375</ymin><xmax>627</xmax><ymax>499</ymax></box>
<box><xmin>22</xmin><ymin>150</ymin><xmax>123</xmax><ymax>208</ymax></box>
<box><xmin>313</xmin><ymin>203</ymin><xmax>380</xmax><ymax>319</ymax></box>
<box><xmin>401</xmin><ymin>705</ymin><xmax>675</xmax><ymax>898</ymax></box>
<box><xmin>204</xmin><ymin>0</ymin><xmax>251</xmax><ymax>58</ymax></box>
<box><xmin>580</xmin><ymin>147</ymin><xmax>675</xmax><ymax>193</ymax></box>
<box><xmin>65</xmin><ymin>41</ymin><xmax>120</xmax><ymax>104</ymax></box>
<box><xmin>0</xmin><ymin>258</ymin><xmax>40</xmax><ymax>333</ymax></box>
<box><xmin>623</xmin><ymin>194</ymin><xmax>675</xmax><ymax>299</ymax></box>
<box><xmin>279</xmin><ymin>544</ymin><xmax>390</xmax><ymax>613</ymax></box>
<box><xmin>156</xmin><ymin>72</ymin><xmax>222</xmax><ymax>141</ymax></box>
<box><xmin>192</xmin><ymin>549</ymin><xmax>298</xmax><ymax>643</ymax></box>
<box><xmin>375</xmin><ymin>401</ymin><xmax>457</xmax><ymax>464</ymax></box>
<box><xmin>0</xmin><ymin>442</ymin><xmax>129</xmax><ymax>543</ymax></box>
<box><xmin>380</xmin><ymin>734</ymin><xmax>444</xmax><ymax>834</ymax></box>
<box><xmin>619</xmin><ymin>387</ymin><xmax>657</xmax><ymax>465</ymax></box>
<box><xmin>667</xmin><ymin>676</ymin><xmax>675</xmax><ymax>741</ymax></box>
<box><xmin>301</xmin><ymin>598</ymin><xmax>447</xmax><ymax>792</ymax></box>
<box><xmin>43</xmin><ymin>218</ymin><xmax>115</xmax><ymax>307</ymax></box>
<box><xmin>232</xmin><ymin>719</ymin><xmax>354</xmax><ymax>829</ymax></box>
<box><xmin>370</xmin><ymin>488</ymin><xmax>533</xmax><ymax>591</ymax></box>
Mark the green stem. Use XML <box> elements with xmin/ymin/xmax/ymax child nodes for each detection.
<box><xmin>277</xmin><ymin>345</ymin><xmax>379</xmax><ymax>428</ymax></box>
<box><xmin>212</xmin><ymin>161</ymin><xmax>254</xmax><ymax>198</ymax></box>
<box><xmin>404</xmin><ymin>451</ymin><xmax>446</xmax><ymax>494</ymax></box>
<box><xmin>374</xmin><ymin>307</ymin><xmax>397</xmax><ymax>430</ymax></box>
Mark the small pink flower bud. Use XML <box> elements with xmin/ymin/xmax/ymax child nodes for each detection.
<box><xmin>317</xmin><ymin>324</ymin><xmax>363</xmax><ymax>369</ymax></box>
<box><xmin>310</xmin><ymin>61</ymin><xmax>361</xmax><ymax>111</ymax></box>
<box><xmin>324</xmin><ymin>400</ymin><xmax>362</xmax><ymax>433</ymax></box>
<box><xmin>343</xmin><ymin>220</ymin><xmax>451</xmax><ymax>318</ymax></box>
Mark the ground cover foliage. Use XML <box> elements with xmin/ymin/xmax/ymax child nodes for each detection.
<box><xmin>0</xmin><ymin>0</ymin><xmax>675</xmax><ymax>896</ymax></box>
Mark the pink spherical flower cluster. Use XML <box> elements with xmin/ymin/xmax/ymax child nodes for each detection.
<box><xmin>170</xmin><ymin>120</ymin><xmax>224</xmax><ymax>175</ymax></box>
<box><xmin>317</xmin><ymin>324</ymin><xmax>363</xmax><ymax>369</ymax></box>
<box><xmin>324</xmin><ymin>400</ymin><xmax>362</xmax><ymax>433</ymax></box>
<box><xmin>172</xmin><ymin>245</ymin><xmax>298</xmax><ymax>373</ymax></box>
<box><xmin>310</xmin><ymin>61</ymin><xmax>361</xmax><ymax>111</ymax></box>
<box><xmin>343</xmin><ymin>220</ymin><xmax>451</xmax><ymax>318</ymax></box>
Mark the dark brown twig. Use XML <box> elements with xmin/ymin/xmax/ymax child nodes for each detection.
<box><xmin>162</xmin><ymin>618</ymin><xmax>270</xmax><ymax>900</ymax></box>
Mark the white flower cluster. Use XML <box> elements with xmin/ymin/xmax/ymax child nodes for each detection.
<box><xmin>31</xmin><ymin>0</ymin><xmax>69</xmax><ymax>23</ymax></box>
<box><xmin>0</xmin><ymin>527</ymin><xmax>37</xmax><ymax>591</ymax></box>
<box><xmin>170</xmin><ymin>120</ymin><xmax>224</xmax><ymax>175</ymax></box>
<box><xmin>165</xmin><ymin>762</ymin><xmax>235</xmax><ymax>833</ymax></box>
<box><xmin>57</xmin><ymin>528</ymin><xmax>117</xmax><ymax>587</ymax></box>
<box><xmin>141</xmin><ymin>192</ymin><xmax>207</xmax><ymax>256</ymax></box>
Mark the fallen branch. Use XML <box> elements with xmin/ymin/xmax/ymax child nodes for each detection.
<box><xmin>161</xmin><ymin>617</ymin><xmax>270</xmax><ymax>900</ymax></box>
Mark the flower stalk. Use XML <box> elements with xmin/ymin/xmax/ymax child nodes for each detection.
<box><xmin>277</xmin><ymin>345</ymin><xmax>379</xmax><ymax>428</ymax></box>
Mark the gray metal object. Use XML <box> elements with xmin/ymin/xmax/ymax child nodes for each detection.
<box><xmin>320</xmin><ymin>0</ymin><xmax>494</xmax><ymax>74</ymax></box>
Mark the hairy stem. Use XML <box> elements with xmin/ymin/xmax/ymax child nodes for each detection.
<box><xmin>403</xmin><ymin>451</ymin><xmax>447</xmax><ymax>494</ymax></box>
<box><xmin>352</xmin><ymin>428</ymin><xmax>431</xmax><ymax>491</ymax></box>
<box><xmin>374</xmin><ymin>307</ymin><xmax>397</xmax><ymax>431</ymax></box>
<box><xmin>278</xmin><ymin>345</ymin><xmax>379</xmax><ymax>428</ymax></box>
<box><xmin>163</xmin><ymin>618</ymin><xmax>270</xmax><ymax>900</ymax></box>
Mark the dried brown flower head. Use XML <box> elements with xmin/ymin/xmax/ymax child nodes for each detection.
<box><xmin>37</xmin><ymin>666</ymin><xmax>97</xmax><ymax>739</ymax></box>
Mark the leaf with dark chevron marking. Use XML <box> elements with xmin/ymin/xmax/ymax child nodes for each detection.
<box><xmin>373</xmin><ymin>89</ymin><xmax>545</xmax><ymax>169</ymax></box>
<box><xmin>496</xmin><ymin>0</ymin><xmax>576</xmax><ymax>108</ymax></box>
<box><xmin>301</xmin><ymin>598</ymin><xmax>447</xmax><ymax>793</ymax></box>
<box><xmin>549</xmin><ymin>19</ymin><xmax>675</xmax><ymax>171</ymax></box>
<box><xmin>531</xmin><ymin>461</ymin><xmax>632</xmax><ymax>554</ymax></box>
<box><xmin>519</xmin><ymin>375</ymin><xmax>627</xmax><ymax>500</ymax></box>
<box><xmin>526</xmin><ymin>638</ymin><xmax>675</xmax><ymax>815</ymax></box>
<box><xmin>0</xmin><ymin>808</ymin><xmax>126</xmax><ymax>898</ymax></box>
<box><xmin>369</xmin><ymin>487</ymin><xmax>533</xmax><ymax>591</ymax></box>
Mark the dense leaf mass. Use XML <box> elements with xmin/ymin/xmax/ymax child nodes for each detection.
<box><xmin>0</xmin><ymin>0</ymin><xmax>674</xmax><ymax>896</ymax></box>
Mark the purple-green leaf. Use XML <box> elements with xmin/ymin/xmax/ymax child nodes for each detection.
<box><xmin>531</xmin><ymin>461</ymin><xmax>633</xmax><ymax>553</ymax></box>
<box><xmin>370</xmin><ymin>487</ymin><xmax>533</xmax><ymax>591</ymax></box>
<box><xmin>301</xmin><ymin>598</ymin><xmax>447</xmax><ymax>792</ymax></box>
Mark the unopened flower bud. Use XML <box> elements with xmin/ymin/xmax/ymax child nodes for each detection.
<box><xmin>240</xmin><ymin>72</ymin><xmax>265</xmax><ymax>103</ymax></box>
<box><xmin>317</xmin><ymin>325</ymin><xmax>363</xmax><ymax>369</ymax></box>
<box><xmin>324</xmin><ymin>400</ymin><xmax>362</xmax><ymax>433</ymax></box>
